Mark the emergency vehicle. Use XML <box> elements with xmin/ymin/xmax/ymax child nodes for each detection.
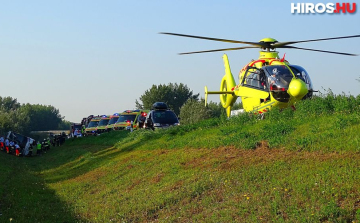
<box><xmin>70</xmin><ymin>123</ymin><xmax>82</xmax><ymax>138</ymax></box>
<box><xmin>95</xmin><ymin>115</ymin><xmax>110</xmax><ymax>134</ymax></box>
<box><xmin>105</xmin><ymin>113</ymin><xmax>120</xmax><ymax>132</ymax></box>
<box><xmin>85</xmin><ymin>116</ymin><xmax>102</xmax><ymax>135</ymax></box>
<box><xmin>113</xmin><ymin>110</ymin><xmax>149</xmax><ymax>131</ymax></box>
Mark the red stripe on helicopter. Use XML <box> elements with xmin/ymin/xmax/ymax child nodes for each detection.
<box><xmin>257</xmin><ymin>109</ymin><xmax>268</xmax><ymax>114</ymax></box>
<box><xmin>241</xmin><ymin>60</ymin><xmax>266</xmax><ymax>72</ymax></box>
<box><xmin>249</xmin><ymin>60</ymin><xmax>266</xmax><ymax>67</ymax></box>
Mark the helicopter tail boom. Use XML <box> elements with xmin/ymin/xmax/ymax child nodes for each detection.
<box><xmin>204</xmin><ymin>86</ymin><xmax>234</xmax><ymax>106</ymax></box>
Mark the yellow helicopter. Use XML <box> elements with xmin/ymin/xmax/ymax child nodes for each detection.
<box><xmin>160</xmin><ymin>32</ymin><xmax>360</xmax><ymax>117</ymax></box>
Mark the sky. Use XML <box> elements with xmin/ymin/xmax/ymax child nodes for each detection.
<box><xmin>1</xmin><ymin>0</ymin><xmax>359</xmax><ymax>122</ymax></box>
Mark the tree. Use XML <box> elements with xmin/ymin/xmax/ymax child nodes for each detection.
<box><xmin>135</xmin><ymin>83</ymin><xmax>199</xmax><ymax>115</ymax></box>
<box><xmin>0</xmin><ymin>96</ymin><xmax>20</xmax><ymax>112</ymax></box>
<box><xmin>0</xmin><ymin>97</ymin><xmax>66</xmax><ymax>135</ymax></box>
<box><xmin>58</xmin><ymin>120</ymin><xmax>71</xmax><ymax>130</ymax></box>
<box><xmin>179</xmin><ymin>99</ymin><xmax>212</xmax><ymax>125</ymax></box>
<box><xmin>179</xmin><ymin>99</ymin><xmax>244</xmax><ymax>125</ymax></box>
<box><xmin>27</xmin><ymin>104</ymin><xmax>63</xmax><ymax>131</ymax></box>
<box><xmin>0</xmin><ymin>111</ymin><xmax>12</xmax><ymax>135</ymax></box>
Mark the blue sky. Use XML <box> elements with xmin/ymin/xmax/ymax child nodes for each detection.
<box><xmin>1</xmin><ymin>0</ymin><xmax>359</xmax><ymax>122</ymax></box>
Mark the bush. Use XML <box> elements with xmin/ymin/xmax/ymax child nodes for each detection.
<box><xmin>179</xmin><ymin>99</ymin><xmax>212</xmax><ymax>125</ymax></box>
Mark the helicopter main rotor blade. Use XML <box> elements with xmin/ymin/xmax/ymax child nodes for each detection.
<box><xmin>280</xmin><ymin>46</ymin><xmax>358</xmax><ymax>56</ymax></box>
<box><xmin>160</xmin><ymin>32</ymin><xmax>265</xmax><ymax>47</ymax></box>
<box><xmin>273</xmin><ymin>35</ymin><xmax>360</xmax><ymax>48</ymax></box>
<box><xmin>179</xmin><ymin>46</ymin><xmax>259</xmax><ymax>55</ymax></box>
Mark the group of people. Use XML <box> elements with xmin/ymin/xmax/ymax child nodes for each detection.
<box><xmin>0</xmin><ymin>136</ymin><xmax>25</xmax><ymax>156</ymax></box>
<box><xmin>0</xmin><ymin>132</ymin><xmax>67</xmax><ymax>157</ymax></box>
<box><xmin>0</xmin><ymin>136</ymin><xmax>35</xmax><ymax>156</ymax></box>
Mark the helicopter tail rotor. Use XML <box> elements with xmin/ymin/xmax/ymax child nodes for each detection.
<box><xmin>204</xmin><ymin>86</ymin><xmax>208</xmax><ymax>106</ymax></box>
<box><xmin>202</xmin><ymin>55</ymin><xmax>237</xmax><ymax>117</ymax></box>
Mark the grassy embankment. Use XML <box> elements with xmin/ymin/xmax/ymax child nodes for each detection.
<box><xmin>1</xmin><ymin>93</ymin><xmax>360</xmax><ymax>222</ymax></box>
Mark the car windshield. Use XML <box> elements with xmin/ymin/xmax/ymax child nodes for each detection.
<box><xmin>117</xmin><ymin>115</ymin><xmax>136</xmax><ymax>123</ymax></box>
<box><xmin>88</xmin><ymin>120</ymin><xmax>100</xmax><ymax>128</ymax></box>
<box><xmin>264</xmin><ymin>65</ymin><xmax>294</xmax><ymax>89</ymax></box>
<box><xmin>98</xmin><ymin>119</ymin><xmax>109</xmax><ymax>126</ymax></box>
<box><xmin>108</xmin><ymin>117</ymin><xmax>119</xmax><ymax>125</ymax></box>
<box><xmin>152</xmin><ymin>110</ymin><xmax>179</xmax><ymax>124</ymax></box>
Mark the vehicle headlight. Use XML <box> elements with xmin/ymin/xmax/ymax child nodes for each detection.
<box><xmin>154</xmin><ymin>123</ymin><xmax>161</xmax><ymax>127</ymax></box>
<box><xmin>174</xmin><ymin>123</ymin><xmax>180</xmax><ymax>126</ymax></box>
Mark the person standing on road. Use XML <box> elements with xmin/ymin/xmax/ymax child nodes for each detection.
<box><xmin>0</xmin><ymin>136</ymin><xmax>4</xmax><ymax>151</ymax></box>
<box><xmin>5</xmin><ymin>138</ymin><xmax>9</xmax><ymax>153</ymax></box>
<box><xmin>81</xmin><ymin>125</ymin><xmax>85</xmax><ymax>136</ymax></box>
<box><xmin>37</xmin><ymin>141</ymin><xmax>42</xmax><ymax>156</ymax></box>
<box><xmin>14</xmin><ymin>142</ymin><xmax>21</xmax><ymax>156</ymax></box>
<box><xmin>9</xmin><ymin>141</ymin><xmax>15</xmax><ymax>154</ymax></box>
<box><xmin>47</xmin><ymin>138</ymin><xmax>51</xmax><ymax>150</ymax></box>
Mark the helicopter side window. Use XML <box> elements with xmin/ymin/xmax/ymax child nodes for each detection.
<box><xmin>242</xmin><ymin>67</ymin><xmax>268</xmax><ymax>91</ymax></box>
<box><xmin>289</xmin><ymin>65</ymin><xmax>313</xmax><ymax>99</ymax></box>
<box><xmin>289</xmin><ymin>65</ymin><xmax>313</xmax><ymax>88</ymax></box>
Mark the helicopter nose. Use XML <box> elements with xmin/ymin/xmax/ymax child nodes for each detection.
<box><xmin>287</xmin><ymin>78</ymin><xmax>308</xmax><ymax>100</ymax></box>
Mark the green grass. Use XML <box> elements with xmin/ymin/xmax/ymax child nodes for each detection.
<box><xmin>1</xmin><ymin>93</ymin><xmax>360</xmax><ymax>222</ymax></box>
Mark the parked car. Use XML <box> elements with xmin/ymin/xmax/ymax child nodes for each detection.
<box><xmin>144</xmin><ymin>102</ymin><xmax>180</xmax><ymax>130</ymax></box>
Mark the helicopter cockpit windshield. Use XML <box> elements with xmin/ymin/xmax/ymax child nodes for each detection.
<box><xmin>264</xmin><ymin>65</ymin><xmax>294</xmax><ymax>90</ymax></box>
<box><xmin>263</xmin><ymin>65</ymin><xmax>294</xmax><ymax>102</ymax></box>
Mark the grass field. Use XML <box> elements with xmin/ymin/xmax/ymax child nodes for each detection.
<box><xmin>0</xmin><ymin>93</ymin><xmax>359</xmax><ymax>222</ymax></box>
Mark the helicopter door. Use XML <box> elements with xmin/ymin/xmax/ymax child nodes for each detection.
<box><xmin>240</xmin><ymin>67</ymin><xmax>269</xmax><ymax>93</ymax></box>
<box><xmin>236</xmin><ymin>66</ymin><xmax>270</xmax><ymax>104</ymax></box>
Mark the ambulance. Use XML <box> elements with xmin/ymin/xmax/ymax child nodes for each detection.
<box><xmin>95</xmin><ymin>115</ymin><xmax>110</xmax><ymax>134</ymax></box>
<box><xmin>105</xmin><ymin>113</ymin><xmax>120</xmax><ymax>132</ymax></box>
<box><xmin>85</xmin><ymin>116</ymin><xmax>102</xmax><ymax>135</ymax></box>
<box><xmin>113</xmin><ymin>110</ymin><xmax>149</xmax><ymax>131</ymax></box>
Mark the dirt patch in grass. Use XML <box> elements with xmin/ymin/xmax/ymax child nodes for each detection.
<box><xmin>168</xmin><ymin>180</ymin><xmax>184</xmax><ymax>191</ymax></box>
<box><xmin>66</xmin><ymin>168</ymin><xmax>108</xmax><ymax>184</ymax></box>
<box><xmin>151</xmin><ymin>173</ymin><xmax>165</xmax><ymax>183</ymax></box>
<box><xmin>127</xmin><ymin>179</ymin><xmax>142</xmax><ymax>191</ymax></box>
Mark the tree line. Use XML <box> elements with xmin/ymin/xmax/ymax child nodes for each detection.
<box><xmin>0</xmin><ymin>96</ymin><xmax>70</xmax><ymax>136</ymax></box>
